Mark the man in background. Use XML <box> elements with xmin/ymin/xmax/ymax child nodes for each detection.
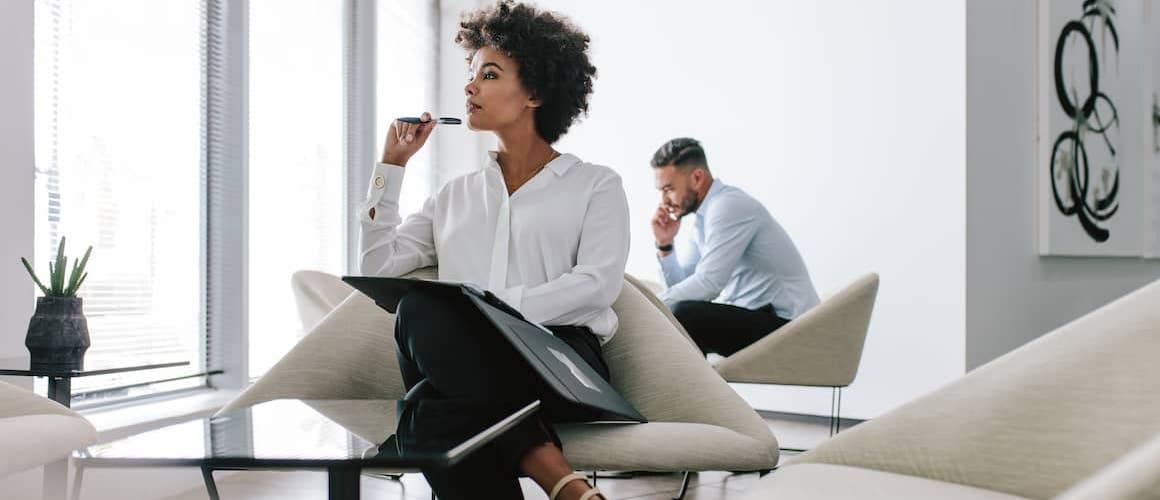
<box><xmin>651</xmin><ymin>137</ymin><xmax>819</xmax><ymax>356</ymax></box>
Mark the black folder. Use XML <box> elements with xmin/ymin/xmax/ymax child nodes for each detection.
<box><xmin>342</xmin><ymin>276</ymin><xmax>646</xmax><ymax>423</ymax></box>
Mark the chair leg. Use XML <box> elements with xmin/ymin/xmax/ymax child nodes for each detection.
<box><xmin>672</xmin><ymin>471</ymin><xmax>691</xmax><ymax>500</ymax></box>
<box><xmin>830</xmin><ymin>387</ymin><xmax>844</xmax><ymax>436</ymax></box>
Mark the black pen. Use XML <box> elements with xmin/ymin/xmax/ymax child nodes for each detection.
<box><xmin>397</xmin><ymin>117</ymin><xmax>462</xmax><ymax>125</ymax></box>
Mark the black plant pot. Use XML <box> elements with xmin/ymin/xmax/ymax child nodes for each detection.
<box><xmin>25</xmin><ymin>296</ymin><xmax>91</xmax><ymax>371</ymax></box>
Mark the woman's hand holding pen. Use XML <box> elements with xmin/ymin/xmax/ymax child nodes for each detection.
<box><xmin>381</xmin><ymin>112</ymin><xmax>438</xmax><ymax>167</ymax></box>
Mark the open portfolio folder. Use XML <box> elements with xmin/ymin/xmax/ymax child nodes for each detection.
<box><xmin>342</xmin><ymin>276</ymin><xmax>646</xmax><ymax>423</ymax></box>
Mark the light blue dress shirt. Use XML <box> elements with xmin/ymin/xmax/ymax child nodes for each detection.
<box><xmin>658</xmin><ymin>179</ymin><xmax>820</xmax><ymax>319</ymax></box>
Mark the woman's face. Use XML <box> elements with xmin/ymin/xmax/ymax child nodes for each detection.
<box><xmin>464</xmin><ymin>46</ymin><xmax>539</xmax><ymax>133</ymax></box>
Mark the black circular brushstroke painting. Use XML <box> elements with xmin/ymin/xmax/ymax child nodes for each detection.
<box><xmin>1049</xmin><ymin>1</ymin><xmax>1120</xmax><ymax>243</ymax></box>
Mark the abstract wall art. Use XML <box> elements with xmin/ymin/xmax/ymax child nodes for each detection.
<box><xmin>1039</xmin><ymin>0</ymin><xmax>1155</xmax><ymax>256</ymax></box>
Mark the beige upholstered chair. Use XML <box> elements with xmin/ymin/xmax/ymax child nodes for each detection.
<box><xmin>220</xmin><ymin>268</ymin><xmax>780</xmax><ymax>497</ymax></box>
<box><xmin>714</xmin><ymin>273</ymin><xmax>879</xmax><ymax>435</ymax></box>
<box><xmin>637</xmin><ymin>273</ymin><xmax>880</xmax><ymax>436</ymax></box>
<box><xmin>741</xmin><ymin>278</ymin><xmax>1160</xmax><ymax>499</ymax></box>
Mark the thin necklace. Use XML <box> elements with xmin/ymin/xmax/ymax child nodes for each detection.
<box><xmin>505</xmin><ymin>150</ymin><xmax>559</xmax><ymax>193</ymax></box>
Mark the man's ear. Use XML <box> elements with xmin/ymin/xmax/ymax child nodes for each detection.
<box><xmin>691</xmin><ymin>168</ymin><xmax>706</xmax><ymax>187</ymax></box>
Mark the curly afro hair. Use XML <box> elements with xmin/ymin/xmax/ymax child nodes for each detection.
<box><xmin>456</xmin><ymin>1</ymin><xmax>597</xmax><ymax>144</ymax></box>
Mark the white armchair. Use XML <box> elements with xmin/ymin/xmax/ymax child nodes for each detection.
<box><xmin>220</xmin><ymin>268</ymin><xmax>781</xmax><ymax>498</ymax></box>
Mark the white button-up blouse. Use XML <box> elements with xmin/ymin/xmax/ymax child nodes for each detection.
<box><xmin>359</xmin><ymin>152</ymin><xmax>630</xmax><ymax>340</ymax></box>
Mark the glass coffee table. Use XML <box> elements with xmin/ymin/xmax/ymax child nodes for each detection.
<box><xmin>72</xmin><ymin>398</ymin><xmax>540</xmax><ymax>500</ymax></box>
<box><xmin>0</xmin><ymin>360</ymin><xmax>190</xmax><ymax>408</ymax></box>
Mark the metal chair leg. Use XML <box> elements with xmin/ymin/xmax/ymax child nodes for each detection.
<box><xmin>672</xmin><ymin>471</ymin><xmax>691</xmax><ymax>500</ymax></box>
<box><xmin>829</xmin><ymin>387</ymin><xmax>844</xmax><ymax>436</ymax></box>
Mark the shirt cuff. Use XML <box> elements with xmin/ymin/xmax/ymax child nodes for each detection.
<box><xmin>657</xmin><ymin>249</ymin><xmax>679</xmax><ymax>265</ymax></box>
<box><xmin>365</xmin><ymin>163</ymin><xmax>406</xmax><ymax>206</ymax></box>
<box><xmin>362</xmin><ymin>164</ymin><xmax>406</xmax><ymax>222</ymax></box>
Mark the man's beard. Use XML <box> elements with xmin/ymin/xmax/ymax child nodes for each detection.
<box><xmin>679</xmin><ymin>189</ymin><xmax>702</xmax><ymax>218</ymax></box>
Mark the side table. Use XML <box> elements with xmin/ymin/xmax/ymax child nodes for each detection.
<box><xmin>0</xmin><ymin>361</ymin><xmax>190</xmax><ymax>408</ymax></box>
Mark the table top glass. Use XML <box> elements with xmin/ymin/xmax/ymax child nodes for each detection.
<box><xmin>75</xmin><ymin>398</ymin><xmax>540</xmax><ymax>470</ymax></box>
<box><xmin>0</xmin><ymin>360</ymin><xmax>190</xmax><ymax>378</ymax></box>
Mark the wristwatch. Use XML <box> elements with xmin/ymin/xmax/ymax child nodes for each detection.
<box><xmin>656</xmin><ymin>243</ymin><xmax>674</xmax><ymax>252</ymax></box>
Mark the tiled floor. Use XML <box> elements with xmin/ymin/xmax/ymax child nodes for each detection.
<box><xmin>159</xmin><ymin>414</ymin><xmax>843</xmax><ymax>500</ymax></box>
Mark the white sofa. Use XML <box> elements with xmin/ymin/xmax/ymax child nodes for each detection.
<box><xmin>742</xmin><ymin>279</ymin><xmax>1160</xmax><ymax>499</ymax></box>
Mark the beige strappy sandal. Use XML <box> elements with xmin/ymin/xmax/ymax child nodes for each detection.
<box><xmin>549</xmin><ymin>472</ymin><xmax>603</xmax><ymax>500</ymax></box>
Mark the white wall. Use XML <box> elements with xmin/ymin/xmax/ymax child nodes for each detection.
<box><xmin>0</xmin><ymin>0</ymin><xmax>35</xmax><ymax>373</ymax></box>
<box><xmin>452</xmin><ymin>0</ymin><xmax>966</xmax><ymax>419</ymax></box>
<box><xmin>435</xmin><ymin>0</ymin><xmax>489</xmax><ymax>184</ymax></box>
<box><xmin>965</xmin><ymin>0</ymin><xmax>1160</xmax><ymax>368</ymax></box>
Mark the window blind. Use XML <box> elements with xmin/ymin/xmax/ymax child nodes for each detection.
<box><xmin>33</xmin><ymin>0</ymin><xmax>206</xmax><ymax>400</ymax></box>
<box><xmin>32</xmin><ymin>0</ymin><xmax>443</xmax><ymax>400</ymax></box>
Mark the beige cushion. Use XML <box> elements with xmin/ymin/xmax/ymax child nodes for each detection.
<box><xmin>787</xmin><ymin>278</ymin><xmax>1160</xmax><ymax>498</ymax></box>
<box><xmin>561</xmin><ymin>274</ymin><xmax>777</xmax><ymax>470</ymax></box>
<box><xmin>622</xmin><ymin>274</ymin><xmax>697</xmax><ymax>349</ymax></box>
<box><xmin>0</xmin><ymin>381</ymin><xmax>97</xmax><ymax>477</ymax></box>
<box><xmin>1055</xmin><ymin>431</ymin><xmax>1160</xmax><ymax>500</ymax></box>
<box><xmin>223</xmin><ymin>269</ymin><xmax>779</xmax><ymax>472</ymax></box>
<box><xmin>220</xmin><ymin>290</ymin><xmax>407</xmax><ymax>409</ymax></box>
<box><xmin>741</xmin><ymin>464</ymin><xmax>1029</xmax><ymax>500</ymax></box>
<box><xmin>715</xmin><ymin>273</ymin><xmax>879</xmax><ymax>387</ymax></box>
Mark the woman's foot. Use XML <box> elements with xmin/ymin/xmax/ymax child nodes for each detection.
<box><xmin>549</xmin><ymin>473</ymin><xmax>604</xmax><ymax>500</ymax></box>
<box><xmin>521</xmin><ymin>443</ymin><xmax>605</xmax><ymax>500</ymax></box>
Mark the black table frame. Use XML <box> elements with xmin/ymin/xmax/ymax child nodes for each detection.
<box><xmin>73</xmin><ymin>399</ymin><xmax>542</xmax><ymax>500</ymax></box>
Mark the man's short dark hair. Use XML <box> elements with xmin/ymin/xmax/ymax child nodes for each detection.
<box><xmin>651</xmin><ymin>137</ymin><xmax>709</xmax><ymax>171</ymax></box>
<box><xmin>456</xmin><ymin>1</ymin><xmax>597</xmax><ymax>144</ymax></box>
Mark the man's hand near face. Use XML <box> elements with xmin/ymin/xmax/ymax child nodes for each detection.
<box><xmin>651</xmin><ymin>204</ymin><xmax>679</xmax><ymax>256</ymax></box>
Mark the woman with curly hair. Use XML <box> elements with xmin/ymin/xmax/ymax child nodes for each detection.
<box><xmin>359</xmin><ymin>1</ymin><xmax>625</xmax><ymax>498</ymax></box>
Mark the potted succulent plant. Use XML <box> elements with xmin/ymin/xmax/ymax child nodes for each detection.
<box><xmin>21</xmin><ymin>237</ymin><xmax>93</xmax><ymax>371</ymax></box>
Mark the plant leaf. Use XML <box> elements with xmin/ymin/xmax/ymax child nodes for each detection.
<box><xmin>66</xmin><ymin>246</ymin><xmax>92</xmax><ymax>296</ymax></box>
<box><xmin>48</xmin><ymin>261</ymin><xmax>58</xmax><ymax>295</ymax></box>
<box><xmin>66</xmin><ymin>257</ymin><xmax>82</xmax><ymax>297</ymax></box>
<box><xmin>73</xmin><ymin>245</ymin><xmax>92</xmax><ymax>281</ymax></box>
<box><xmin>67</xmin><ymin>272</ymin><xmax>88</xmax><ymax>297</ymax></box>
<box><xmin>75</xmin><ymin>246</ymin><xmax>92</xmax><ymax>278</ymax></box>
<box><xmin>21</xmin><ymin>257</ymin><xmax>51</xmax><ymax>295</ymax></box>
<box><xmin>53</xmin><ymin>236</ymin><xmax>67</xmax><ymax>295</ymax></box>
